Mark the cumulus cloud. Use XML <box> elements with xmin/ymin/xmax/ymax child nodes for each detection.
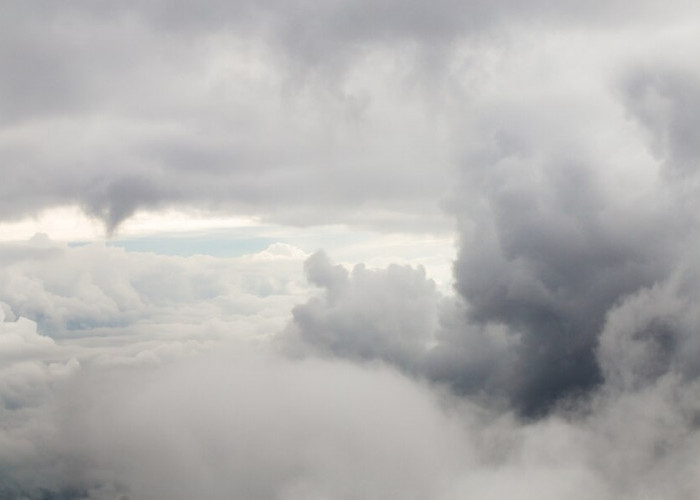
<box><xmin>282</xmin><ymin>251</ymin><xmax>518</xmax><ymax>409</ymax></box>
<box><xmin>282</xmin><ymin>24</ymin><xmax>700</xmax><ymax>413</ymax></box>
<box><xmin>0</xmin><ymin>236</ymin><xmax>310</xmax><ymax>344</ymax></box>
<box><xmin>443</xmin><ymin>20</ymin><xmax>700</xmax><ymax>415</ymax></box>
<box><xmin>282</xmin><ymin>251</ymin><xmax>440</xmax><ymax>369</ymax></box>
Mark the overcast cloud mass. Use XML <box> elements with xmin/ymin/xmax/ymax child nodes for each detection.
<box><xmin>3</xmin><ymin>0</ymin><xmax>700</xmax><ymax>498</ymax></box>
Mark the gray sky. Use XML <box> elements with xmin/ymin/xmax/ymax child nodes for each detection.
<box><xmin>3</xmin><ymin>1</ymin><xmax>700</xmax><ymax>498</ymax></box>
<box><xmin>1</xmin><ymin>0</ymin><xmax>695</xmax><ymax>232</ymax></box>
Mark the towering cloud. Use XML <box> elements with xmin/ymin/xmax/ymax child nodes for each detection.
<box><xmin>283</xmin><ymin>26</ymin><xmax>700</xmax><ymax>415</ymax></box>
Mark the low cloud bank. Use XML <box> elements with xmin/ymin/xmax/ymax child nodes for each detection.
<box><xmin>0</xmin><ymin>237</ymin><xmax>309</xmax><ymax>342</ymax></box>
<box><xmin>4</xmin><ymin>307</ymin><xmax>700</xmax><ymax>499</ymax></box>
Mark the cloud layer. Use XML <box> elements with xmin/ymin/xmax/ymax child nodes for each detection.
<box><xmin>2</xmin><ymin>0</ymin><xmax>696</xmax><ymax>233</ymax></box>
<box><xmin>5</xmin><ymin>300</ymin><xmax>700</xmax><ymax>499</ymax></box>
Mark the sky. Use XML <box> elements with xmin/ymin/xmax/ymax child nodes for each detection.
<box><xmin>3</xmin><ymin>1</ymin><xmax>700</xmax><ymax>498</ymax></box>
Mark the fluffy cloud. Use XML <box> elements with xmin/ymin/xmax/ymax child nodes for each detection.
<box><xmin>0</xmin><ymin>236</ymin><xmax>311</xmax><ymax>362</ymax></box>
<box><xmin>4</xmin><ymin>318</ymin><xmax>700</xmax><ymax>499</ymax></box>
<box><xmin>285</xmin><ymin>92</ymin><xmax>700</xmax><ymax>416</ymax></box>
<box><xmin>3</xmin><ymin>241</ymin><xmax>700</xmax><ymax>498</ymax></box>
<box><xmin>282</xmin><ymin>251</ymin><xmax>440</xmax><ymax>370</ymax></box>
<box><xmin>281</xmin><ymin>251</ymin><xmax>515</xmax><ymax>406</ymax></box>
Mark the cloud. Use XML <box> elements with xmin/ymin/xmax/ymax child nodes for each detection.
<box><xmin>449</xmin><ymin>161</ymin><xmax>676</xmax><ymax>414</ymax></box>
<box><xmin>4</xmin><ymin>317</ymin><xmax>700</xmax><ymax>499</ymax></box>
<box><xmin>621</xmin><ymin>67</ymin><xmax>700</xmax><ymax>177</ymax></box>
<box><xmin>4</xmin><ymin>1</ymin><xmax>700</xmax><ymax>498</ymax></box>
<box><xmin>0</xmin><ymin>236</ymin><xmax>310</xmax><ymax>344</ymax></box>
<box><xmin>282</xmin><ymin>251</ymin><xmax>440</xmax><ymax>371</ymax></box>
<box><xmin>442</xmin><ymin>25</ymin><xmax>700</xmax><ymax>415</ymax></box>
<box><xmin>0</xmin><ymin>306</ymin><xmax>56</xmax><ymax>362</ymax></box>
<box><xmin>3</xmin><ymin>241</ymin><xmax>700</xmax><ymax>498</ymax></box>
<box><xmin>0</xmin><ymin>0</ymin><xmax>458</xmax><ymax>232</ymax></box>
<box><xmin>597</xmin><ymin>258</ymin><xmax>700</xmax><ymax>393</ymax></box>
<box><xmin>55</xmin><ymin>353</ymin><xmax>471</xmax><ymax>499</ymax></box>
<box><xmin>2</xmin><ymin>0</ymin><xmax>697</xmax><ymax>233</ymax></box>
<box><xmin>285</xmin><ymin>171</ymin><xmax>697</xmax><ymax>417</ymax></box>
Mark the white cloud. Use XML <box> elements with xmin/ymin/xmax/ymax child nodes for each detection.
<box><xmin>0</xmin><ymin>307</ymin><xmax>56</xmax><ymax>362</ymax></box>
<box><xmin>0</xmin><ymin>237</ymin><xmax>311</xmax><ymax>347</ymax></box>
<box><xmin>3</xmin><ymin>326</ymin><xmax>700</xmax><ymax>499</ymax></box>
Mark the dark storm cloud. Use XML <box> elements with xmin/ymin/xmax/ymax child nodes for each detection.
<box><xmin>437</xmin><ymin>37</ymin><xmax>700</xmax><ymax>414</ymax></box>
<box><xmin>450</xmin><ymin>160</ymin><xmax>679</xmax><ymax>415</ymax></box>
<box><xmin>286</xmin><ymin>174</ymin><xmax>699</xmax><ymax>417</ymax></box>
<box><xmin>597</xmin><ymin>259</ymin><xmax>700</xmax><ymax>393</ymax></box>
<box><xmin>282</xmin><ymin>33</ymin><xmax>700</xmax><ymax>415</ymax></box>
